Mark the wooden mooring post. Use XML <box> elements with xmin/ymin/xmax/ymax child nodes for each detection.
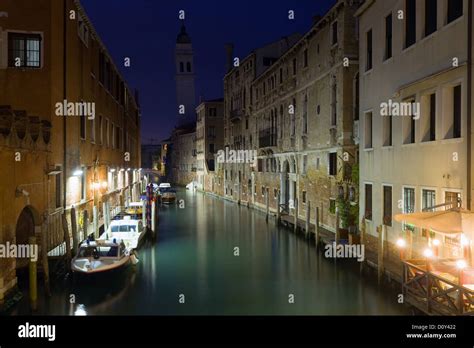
<box><xmin>29</xmin><ymin>236</ymin><xmax>37</xmax><ymax>311</ymax></box>
<box><xmin>315</xmin><ymin>206</ymin><xmax>320</xmax><ymax>249</ymax></box>
<box><xmin>360</xmin><ymin>218</ymin><xmax>366</xmax><ymax>273</ymax></box>
<box><xmin>335</xmin><ymin>207</ymin><xmax>340</xmax><ymax>244</ymax></box>
<box><xmin>276</xmin><ymin>191</ymin><xmax>281</xmax><ymax>224</ymax></box>
<box><xmin>265</xmin><ymin>189</ymin><xmax>269</xmax><ymax>223</ymax></box>
<box><xmin>41</xmin><ymin>222</ymin><xmax>50</xmax><ymax>297</ymax></box>
<box><xmin>62</xmin><ymin>213</ymin><xmax>72</xmax><ymax>269</ymax></box>
<box><xmin>377</xmin><ymin>225</ymin><xmax>385</xmax><ymax>284</ymax></box>
<box><xmin>305</xmin><ymin>201</ymin><xmax>310</xmax><ymax>239</ymax></box>
<box><xmin>71</xmin><ymin>206</ymin><xmax>78</xmax><ymax>256</ymax></box>
<box><xmin>293</xmin><ymin>198</ymin><xmax>298</xmax><ymax>233</ymax></box>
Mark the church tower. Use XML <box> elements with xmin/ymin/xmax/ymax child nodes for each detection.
<box><xmin>175</xmin><ymin>23</ymin><xmax>196</xmax><ymax>128</ymax></box>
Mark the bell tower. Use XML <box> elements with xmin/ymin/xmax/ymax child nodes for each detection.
<box><xmin>175</xmin><ymin>22</ymin><xmax>196</xmax><ymax>128</ymax></box>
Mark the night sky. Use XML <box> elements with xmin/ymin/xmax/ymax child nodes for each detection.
<box><xmin>81</xmin><ymin>0</ymin><xmax>336</xmax><ymax>143</ymax></box>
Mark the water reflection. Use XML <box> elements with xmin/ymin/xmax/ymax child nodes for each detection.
<box><xmin>13</xmin><ymin>190</ymin><xmax>409</xmax><ymax>315</ymax></box>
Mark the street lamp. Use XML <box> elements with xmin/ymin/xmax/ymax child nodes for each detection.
<box><xmin>456</xmin><ymin>259</ymin><xmax>467</xmax><ymax>286</ymax></box>
<box><xmin>423</xmin><ymin>248</ymin><xmax>434</xmax><ymax>272</ymax></box>
<box><xmin>396</xmin><ymin>238</ymin><xmax>406</xmax><ymax>260</ymax></box>
<box><xmin>73</xmin><ymin>169</ymin><xmax>83</xmax><ymax>176</ymax></box>
<box><xmin>432</xmin><ymin>239</ymin><xmax>440</xmax><ymax>257</ymax></box>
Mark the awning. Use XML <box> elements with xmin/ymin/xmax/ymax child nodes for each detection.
<box><xmin>394</xmin><ymin>209</ymin><xmax>474</xmax><ymax>236</ymax></box>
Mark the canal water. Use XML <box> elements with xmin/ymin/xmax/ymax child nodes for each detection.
<box><xmin>12</xmin><ymin>190</ymin><xmax>409</xmax><ymax>315</ymax></box>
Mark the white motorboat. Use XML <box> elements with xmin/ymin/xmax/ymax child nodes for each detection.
<box><xmin>71</xmin><ymin>239</ymin><xmax>131</xmax><ymax>275</ymax></box>
<box><xmin>99</xmin><ymin>216</ymin><xmax>146</xmax><ymax>250</ymax></box>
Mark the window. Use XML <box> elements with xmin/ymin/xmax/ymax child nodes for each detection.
<box><xmin>209</xmin><ymin>126</ymin><xmax>216</xmax><ymax>137</ymax></box>
<box><xmin>91</xmin><ymin>117</ymin><xmax>96</xmax><ymax>143</ymax></box>
<box><xmin>445</xmin><ymin>191</ymin><xmax>461</xmax><ymax>208</ymax></box>
<box><xmin>302</xmin><ymin>155</ymin><xmax>307</xmax><ymax>175</ymax></box>
<box><xmin>208</xmin><ymin>108</ymin><xmax>217</xmax><ymax>117</ymax></box>
<box><xmin>423</xmin><ymin>93</ymin><xmax>436</xmax><ymax>142</ymax></box>
<box><xmin>99</xmin><ymin>116</ymin><xmax>103</xmax><ymax>145</ymax></box>
<box><xmin>279</xmin><ymin>68</ymin><xmax>283</xmax><ymax>84</ymax></box>
<box><xmin>447</xmin><ymin>0</ymin><xmax>463</xmax><ymax>23</ymax></box>
<box><xmin>261</xmin><ymin>186</ymin><xmax>265</xmax><ymax>197</ymax></box>
<box><xmin>422</xmin><ymin>189</ymin><xmax>436</xmax><ymax>211</ymax></box>
<box><xmin>329</xmin><ymin>152</ymin><xmax>337</xmax><ymax>176</ymax></box>
<box><xmin>55</xmin><ymin>166</ymin><xmax>62</xmax><ymax>209</ymax></box>
<box><xmin>403</xmin><ymin>187</ymin><xmax>415</xmax><ymax>213</ymax></box>
<box><xmin>303</xmin><ymin>95</ymin><xmax>308</xmax><ymax>134</ymax></box>
<box><xmin>332</xmin><ymin>21</ymin><xmax>338</xmax><ymax>45</ymax></box>
<box><xmin>424</xmin><ymin>0</ymin><xmax>437</xmax><ymax>36</ymax></box>
<box><xmin>105</xmin><ymin>118</ymin><xmax>109</xmax><ymax>147</ymax></box>
<box><xmin>77</xmin><ymin>15</ymin><xmax>89</xmax><ymax>46</ymax></box>
<box><xmin>316</xmin><ymin>157</ymin><xmax>320</xmax><ymax>170</ymax></box>
<box><xmin>403</xmin><ymin>99</ymin><xmax>416</xmax><ymax>144</ymax></box>
<box><xmin>365</xmin><ymin>184</ymin><xmax>372</xmax><ymax>220</ymax></box>
<box><xmin>303</xmin><ymin>49</ymin><xmax>308</xmax><ymax>68</ymax></box>
<box><xmin>329</xmin><ymin>199</ymin><xmax>336</xmax><ymax>214</ymax></box>
<box><xmin>331</xmin><ymin>77</ymin><xmax>337</xmax><ymax>126</ymax></box>
<box><xmin>186</xmin><ymin>62</ymin><xmax>191</xmax><ymax>72</ymax></box>
<box><xmin>179</xmin><ymin>62</ymin><xmax>184</xmax><ymax>72</ymax></box>
<box><xmin>383</xmin><ymin>115</ymin><xmax>392</xmax><ymax>147</ymax></box>
<box><xmin>116</xmin><ymin>126</ymin><xmax>120</xmax><ymax>150</ymax></box>
<box><xmin>8</xmin><ymin>33</ymin><xmax>42</xmax><ymax>68</ymax></box>
<box><xmin>80</xmin><ymin>114</ymin><xmax>86</xmax><ymax>140</ymax></box>
<box><xmin>405</xmin><ymin>0</ymin><xmax>417</xmax><ymax>48</ymax></box>
<box><xmin>384</xmin><ymin>14</ymin><xmax>392</xmax><ymax>60</ymax></box>
<box><xmin>453</xmin><ymin>85</ymin><xmax>461</xmax><ymax>138</ymax></box>
<box><xmin>292</xmin><ymin>58</ymin><xmax>297</xmax><ymax>75</ymax></box>
<box><xmin>209</xmin><ymin>144</ymin><xmax>215</xmax><ymax>154</ymax></box>
<box><xmin>111</xmin><ymin>123</ymin><xmax>115</xmax><ymax>149</ymax></box>
<box><xmin>383</xmin><ymin>186</ymin><xmax>392</xmax><ymax>226</ymax></box>
<box><xmin>302</xmin><ymin>191</ymin><xmax>307</xmax><ymax>204</ymax></box>
<box><xmin>80</xmin><ymin>166</ymin><xmax>86</xmax><ymax>201</ymax></box>
<box><xmin>364</xmin><ymin>112</ymin><xmax>373</xmax><ymax>149</ymax></box>
<box><xmin>366</xmin><ymin>30</ymin><xmax>373</xmax><ymax>71</ymax></box>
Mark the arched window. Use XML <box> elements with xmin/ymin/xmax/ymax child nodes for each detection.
<box><xmin>186</xmin><ymin>62</ymin><xmax>191</xmax><ymax>72</ymax></box>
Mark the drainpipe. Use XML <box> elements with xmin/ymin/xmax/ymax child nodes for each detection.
<box><xmin>468</xmin><ymin>0</ymin><xmax>472</xmax><ymax>210</ymax></box>
<box><xmin>63</xmin><ymin>0</ymin><xmax>67</xmax><ymax>209</ymax></box>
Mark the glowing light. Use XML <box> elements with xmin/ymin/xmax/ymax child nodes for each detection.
<box><xmin>456</xmin><ymin>259</ymin><xmax>467</xmax><ymax>270</ymax></box>
<box><xmin>423</xmin><ymin>248</ymin><xmax>434</xmax><ymax>258</ymax></box>
<box><xmin>101</xmin><ymin>181</ymin><xmax>107</xmax><ymax>188</ymax></box>
<box><xmin>92</xmin><ymin>182</ymin><xmax>101</xmax><ymax>189</ymax></box>
<box><xmin>432</xmin><ymin>239</ymin><xmax>440</xmax><ymax>246</ymax></box>
<box><xmin>109</xmin><ymin>168</ymin><xmax>116</xmax><ymax>173</ymax></box>
<box><xmin>461</xmin><ymin>234</ymin><xmax>469</xmax><ymax>246</ymax></box>
<box><xmin>396</xmin><ymin>238</ymin><xmax>406</xmax><ymax>248</ymax></box>
<box><xmin>74</xmin><ymin>304</ymin><xmax>87</xmax><ymax>316</ymax></box>
<box><xmin>72</xmin><ymin>170</ymin><xmax>83</xmax><ymax>176</ymax></box>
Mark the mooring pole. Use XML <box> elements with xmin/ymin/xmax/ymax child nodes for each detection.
<box><xmin>265</xmin><ymin>188</ymin><xmax>269</xmax><ymax>223</ymax></box>
<box><xmin>305</xmin><ymin>201</ymin><xmax>310</xmax><ymax>239</ymax></box>
<box><xmin>294</xmin><ymin>198</ymin><xmax>298</xmax><ymax>233</ymax></box>
<box><xmin>315</xmin><ymin>206</ymin><xmax>320</xmax><ymax>249</ymax></box>
<box><xmin>29</xmin><ymin>236</ymin><xmax>38</xmax><ymax>311</ymax></box>
<box><xmin>41</xmin><ymin>222</ymin><xmax>50</xmax><ymax>297</ymax></box>
<box><xmin>71</xmin><ymin>206</ymin><xmax>78</xmax><ymax>256</ymax></box>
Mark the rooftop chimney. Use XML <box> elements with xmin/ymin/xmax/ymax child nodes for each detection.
<box><xmin>224</xmin><ymin>43</ymin><xmax>234</xmax><ymax>73</ymax></box>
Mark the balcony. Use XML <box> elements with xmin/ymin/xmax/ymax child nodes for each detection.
<box><xmin>230</xmin><ymin>109</ymin><xmax>243</xmax><ymax>123</ymax></box>
<box><xmin>259</xmin><ymin>129</ymin><xmax>277</xmax><ymax>148</ymax></box>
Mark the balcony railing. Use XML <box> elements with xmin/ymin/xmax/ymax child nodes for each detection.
<box><xmin>259</xmin><ymin>129</ymin><xmax>277</xmax><ymax>148</ymax></box>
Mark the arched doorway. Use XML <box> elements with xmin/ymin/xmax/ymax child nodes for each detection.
<box><xmin>14</xmin><ymin>206</ymin><xmax>41</xmax><ymax>291</ymax></box>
